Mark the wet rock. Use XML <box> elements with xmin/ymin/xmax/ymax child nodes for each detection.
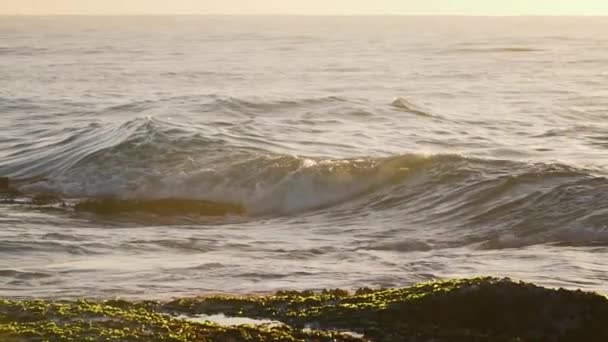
<box><xmin>31</xmin><ymin>193</ymin><xmax>63</xmax><ymax>205</ymax></box>
<box><xmin>0</xmin><ymin>177</ymin><xmax>8</xmax><ymax>191</ymax></box>
<box><xmin>74</xmin><ymin>198</ymin><xmax>246</xmax><ymax>216</ymax></box>
<box><xmin>0</xmin><ymin>298</ymin><xmax>363</xmax><ymax>342</ymax></box>
<box><xmin>1</xmin><ymin>278</ymin><xmax>608</xmax><ymax>341</ymax></box>
<box><xmin>0</xmin><ymin>177</ymin><xmax>18</xmax><ymax>204</ymax></box>
<box><xmin>160</xmin><ymin>277</ymin><xmax>608</xmax><ymax>342</ymax></box>
<box><xmin>0</xmin><ymin>177</ymin><xmax>23</xmax><ymax>199</ymax></box>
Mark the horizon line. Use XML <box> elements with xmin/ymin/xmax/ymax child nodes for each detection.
<box><xmin>2</xmin><ymin>13</ymin><xmax>608</xmax><ymax>17</ymax></box>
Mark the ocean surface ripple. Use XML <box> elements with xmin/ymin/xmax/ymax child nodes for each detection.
<box><xmin>1</xmin><ymin>16</ymin><xmax>607</xmax><ymax>298</ymax></box>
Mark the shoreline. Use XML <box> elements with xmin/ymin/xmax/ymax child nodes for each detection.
<box><xmin>2</xmin><ymin>277</ymin><xmax>607</xmax><ymax>341</ymax></box>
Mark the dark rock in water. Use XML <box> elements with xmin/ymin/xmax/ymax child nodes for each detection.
<box><xmin>0</xmin><ymin>177</ymin><xmax>8</xmax><ymax>192</ymax></box>
<box><xmin>0</xmin><ymin>177</ymin><xmax>24</xmax><ymax>199</ymax></box>
<box><xmin>0</xmin><ymin>177</ymin><xmax>20</xmax><ymax>203</ymax></box>
<box><xmin>1</xmin><ymin>277</ymin><xmax>607</xmax><ymax>341</ymax></box>
<box><xmin>31</xmin><ymin>193</ymin><xmax>63</xmax><ymax>205</ymax></box>
<box><xmin>74</xmin><ymin>198</ymin><xmax>246</xmax><ymax>216</ymax></box>
<box><xmin>159</xmin><ymin>277</ymin><xmax>608</xmax><ymax>341</ymax></box>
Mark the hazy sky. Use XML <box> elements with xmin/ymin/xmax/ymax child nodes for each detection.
<box><xmin>2</xmin><ymin>0</ymin><xmax>608</xmax><ymax>15</ymax></box>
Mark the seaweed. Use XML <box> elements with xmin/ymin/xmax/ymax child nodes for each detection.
<box><xmin>0</xmin><ymin>298</ymin><xmax>362</xmax><ymax>341</ymax></box>
<box><xmin>2</xmin><ymin>278</ymin><xmax>608</xmax><ymax>341</ymax></box>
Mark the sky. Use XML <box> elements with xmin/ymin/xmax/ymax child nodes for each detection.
<box><xmin>2</xmin><ymin>0</ymin><xmax>608</xmax><ymax>15</ymax></box>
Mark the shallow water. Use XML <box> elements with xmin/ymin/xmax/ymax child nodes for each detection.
<box><xmin>1</xmin><ymin>16</ymin><xmax>607</xmax><ymax>298</ymax></box>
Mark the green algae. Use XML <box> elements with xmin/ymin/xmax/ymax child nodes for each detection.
<box><xmin>2</xmin><ymin>278</ymin><xmax>608</xmax><ymax>341</ymax></box>
<box><xmin>0</xmin><ymin>298</ymin><xmax>362</xmax><ymax>341</ymax></box>
<box><xmin>161</xmin><ymin>277</ymin><xmax>608</xmax><ymax>341</ymax></box>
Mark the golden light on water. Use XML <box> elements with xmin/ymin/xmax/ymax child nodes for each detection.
<box><xmin>2</xmin><ymin>0</ymin><xmax>608</xmax><ymax>15</ymax></box>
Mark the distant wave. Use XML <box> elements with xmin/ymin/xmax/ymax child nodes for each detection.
<box><xmin>95</xmin><ymin>94</ymin><xmax>354</xmax><ymax>116</ymax></box>
<box><xmin>447</xmin><ymin>47</ymin><xmax>543</xmax><ymax>54</ymax></box>
<box><xmin>390</xmin><ymin>97</ymin><xmax>435</xmax><ymax>117</ymax></box>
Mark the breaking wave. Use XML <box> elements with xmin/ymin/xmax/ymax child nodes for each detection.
<box><xmin>1</xmin><ymin>116</ymin><xmax>608</xmax><ymax>248</ymax></box>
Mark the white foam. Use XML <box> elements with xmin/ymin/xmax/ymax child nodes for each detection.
<box><xmin>178</xmin><ymin>313</ymin><xmax>283</xmax><ymax>327</ymax></box>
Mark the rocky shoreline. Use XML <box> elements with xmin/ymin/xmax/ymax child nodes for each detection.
<box><xmin>1</xmin><ymin>277</ymin><xmax>607</xmax><ymax>341</ymax></box>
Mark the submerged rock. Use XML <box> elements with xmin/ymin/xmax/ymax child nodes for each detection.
<box><xmin>0</xmin><ymin>177</ymin><xmax>23</xmax><ymax>203</ymax></box>
<box><xmin>0</xmin><ymin>177</ymin><xmax>8</xmax><ymax>191</ymax></box>
<box><xmin>74</xmin><ymin>198</ymin><xmax>246</xmax><ymax>216</ymax></box>
<box><xmin>1</xmin><ymin>277</ymin><xmax>607</xmax><ymax>341</ymax></box>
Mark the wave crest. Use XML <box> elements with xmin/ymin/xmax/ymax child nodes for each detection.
<box><xmin>2</xmin><ymin>116</ymin><xmax>608</xmax><ymax>249</ymax></box>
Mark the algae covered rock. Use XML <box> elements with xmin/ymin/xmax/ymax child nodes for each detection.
<box><xmin>0</xmin><ymin>298</ymin><xmax>363</xmax><ymax>342</ymax></box>
<box><xmin>1</xmin><ymin>277</ymin><xmax>608</xmax><ymax>341</ymax></box>
<box><xmin>161</xmin><ymin>277</ymin><xmax>608</xmax><ymax>341</ymax></box>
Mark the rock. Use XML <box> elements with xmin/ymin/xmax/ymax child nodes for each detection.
<box><xmin>31</xmin><ymin>193</ymin><xmax>62</xmax><ymax>205</ymax></box>
<box><xmin>0</xmin><ymin>177</ymin><xmax>8</xmax><ymax>192</ymax></box>
<box><xmin>0</xmin><ymin>177</ymin><xmax>24</xmax><ymax>198</ymax></box>
<box><xmin>1</xmin><ymin>277</ymin><xmax>608</xmax><ymax>341</ymax></box>
<box><xmin>160</xmin><ymin>277</ymin><xmax>608</xmax><ymax>341</ymax></box>
<box><xmin>74</xmin><ymin>198</ymin><xmax>246</xmax><ymax>216</ymax></box>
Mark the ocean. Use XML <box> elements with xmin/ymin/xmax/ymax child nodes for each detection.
<box><xmin>1</xmin><ymin>15</ymin><xmax>607</xmax><ymax>299</ymax></box>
